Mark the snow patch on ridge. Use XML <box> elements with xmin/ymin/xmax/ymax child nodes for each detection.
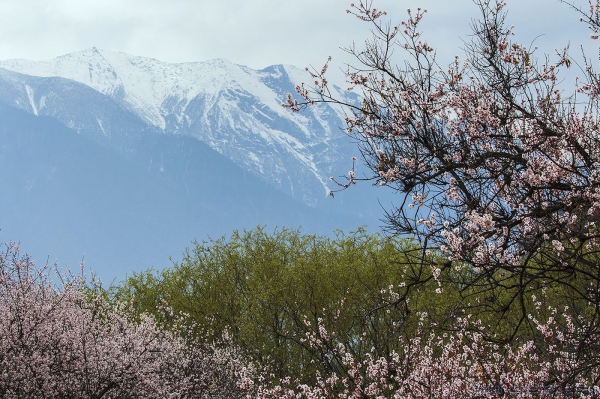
<box><xmin>25</xmin><ymin>85</ymin><xmax>37</xmax><ymax>116</ymax></box>
<box><xmin>96</xmin><ymin>118</ymin><xmax>107</xmax><ymax>136</ymax></box>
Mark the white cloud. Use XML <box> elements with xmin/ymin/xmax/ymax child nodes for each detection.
<box><xmin>0</xmin><ymin>0</ymin><xmax>594</xmax><ymax>84</ymax></box>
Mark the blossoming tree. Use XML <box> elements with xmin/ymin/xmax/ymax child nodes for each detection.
<box><xmin>0</xmin><ymin>242</ymin><xmax>254</xmax><ymax>398</ymax></box>
<box><xmin>289</xmin><ymin>0</ymin><xmax>599</xmax><ymax>335</ymax></box>
<box><xmin>279</xmin><ymin>0</ymin><xmax>600</xmax><ymax>395</ymax></box>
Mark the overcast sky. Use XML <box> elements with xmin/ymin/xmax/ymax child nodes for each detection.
<box><xmin>0</xmin><ymin>0</ymin><xmax>595</xmax><ymax>80</ymax></box>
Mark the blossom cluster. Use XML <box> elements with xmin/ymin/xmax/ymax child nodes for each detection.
<box><xmin>257</xmin><ymin>293</ymin><xmax>600</xmax><ymax>399</ymax></box>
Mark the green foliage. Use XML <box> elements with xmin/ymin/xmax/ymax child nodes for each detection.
<box><xmin>112</xmin><ymin>227</ymin><xmax>450</xmax><ymax>382</ymax></box>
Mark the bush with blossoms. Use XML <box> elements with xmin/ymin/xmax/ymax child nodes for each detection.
<box><xmin>0</xmin><ymin>242</ymin><xmax>255</xmax><ymax>398</ymax></box>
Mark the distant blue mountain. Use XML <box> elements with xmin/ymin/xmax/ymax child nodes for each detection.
<box><xmin>0</xmin><ymin>50</ymin><xmax>390</xmax><ymax>282</ymax></box>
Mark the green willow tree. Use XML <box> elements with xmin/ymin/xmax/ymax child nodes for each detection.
<box><xmin>113</xmin><ymin>227</ymin><xmax>458</xmax><ymax>383</ymax></box>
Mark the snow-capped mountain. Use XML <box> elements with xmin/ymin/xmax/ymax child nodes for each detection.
<box><xmin>0</xmin><ymin>48</ymin><xmax>388</xmax><ymax>280</ymax></box>
<box><xmin>0</xmin><ymin>48</ymin><xmax>357</xmax><ymax>204</ymax></box>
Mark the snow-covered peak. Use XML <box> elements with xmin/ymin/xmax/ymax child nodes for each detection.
<box><xmin>0</xmin><ymin>48</ymin><xmax>304</xmax><ymax>130</ymax></box>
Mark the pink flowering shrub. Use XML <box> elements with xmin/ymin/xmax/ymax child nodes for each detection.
<box><xmin>0</xmin><ymin>242</ymin><xmax>255</xmax><ymax>398</ymax></box>
<box><xmin>257</xmin><ymin>295</ymin><xmax>600</xmax><ymax>398</ymax></box>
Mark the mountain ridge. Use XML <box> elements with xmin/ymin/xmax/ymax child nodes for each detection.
<box><xmin>0</xmin><ymin>48</ymin><xmax>359</xmax><ymax>204</ymax></box>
